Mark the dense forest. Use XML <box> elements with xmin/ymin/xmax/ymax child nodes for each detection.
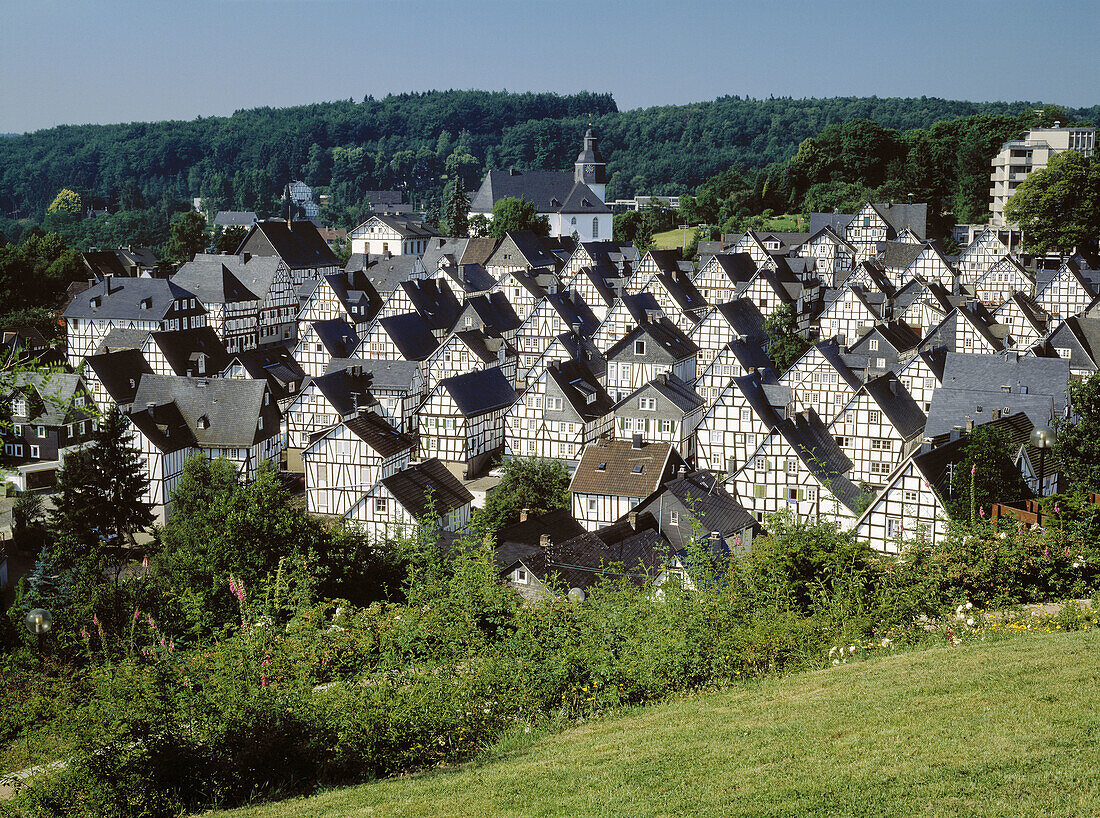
<box><xmin>2</xmin><ymin>91</ymin><xmax>1097</xmax><ymax>239</ymax></box>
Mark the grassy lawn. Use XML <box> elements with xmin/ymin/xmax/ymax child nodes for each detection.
<box><xmin>651</xmin><ymin>215</ymin><xmax>806</xmax><ymax>250</ymax></box>
<box><xmin>208</xmin><ymin>628</ymin><xmax>1100</xmax><ymax>817</ymax></box>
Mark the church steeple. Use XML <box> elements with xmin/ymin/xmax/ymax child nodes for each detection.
<box><xmin>574</xmin><ymin>127</ymin><xmax>608</xmax><ymax>202</ymax></box>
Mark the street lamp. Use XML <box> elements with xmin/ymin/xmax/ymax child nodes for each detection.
<box><xmin>1030</xmin><ymin>426</ymin><xmax>1056</xmax><ymax>496</ymax></box>
<box><xmin>679</xmin><ymin>224</ymin><xmax>690</xmax><ymax>255</ymax></box>
<box><xmin>567</xmin><ymin>587</ymin><xmax>586</xmax><ymax>605</ymax></box>
<box><xmin>24</xmin><ymin>608</ymin><xmax>51</xmax><ymax>636</ymax></box>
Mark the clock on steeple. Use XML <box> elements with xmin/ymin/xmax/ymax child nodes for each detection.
<box><xmin>574</xmin><ymin>128</ymin><xmax>608</xmax><ymax>203</ymax></box>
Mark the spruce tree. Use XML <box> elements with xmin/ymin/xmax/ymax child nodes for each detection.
<box><xmin>443</xmin><ymin>176</ymin><xmax>469</xmax><ymax>237</ymax></box>
<box><xmin>92</xmin><ymin>405</ymin><xmax>154</xmax><ymax>548</ymax></box>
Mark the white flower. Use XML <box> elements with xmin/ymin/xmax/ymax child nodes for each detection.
<box><xmin>828</xmin><ymin>646</ymin><xmax>837</xmax><ymax>657</ymax></box>
<box><xmin>956</xmin><ymin>612</ymin><xmax>965</xmax><ymax>621</ymax></box>
<box><xmin>966</xmin><ymin>617</ymin><xmax>975</xmax><ymax>626</ymax></box>
<box><xmin>965</xmin><ymin>602</ymin><xmax>973</xmax><ymax>610</ymax></box>
<box><xmin>956</xmin><ymin>604</ymin><xmax>965</xmax><ymax>614</ymax></box>
<box><xmin>832</xmin><ymin>659</ymin><xmax>840</xmax><ymax>666</ymax></box>
<box><xmin>849</xmin><ymin>645</ymin><xmax>856</xmax><ymax>654</ymax></box>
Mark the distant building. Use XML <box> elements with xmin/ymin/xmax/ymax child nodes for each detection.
<box><xmin>989</xmin><ymin>124</ymin><xmax>1096</xmax><ymax>228</ymax></box>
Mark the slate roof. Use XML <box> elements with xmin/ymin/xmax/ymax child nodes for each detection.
<box><xmin>363</xmin><ymin>214</ymin><xmax>440</xmax><ymax>239</ymax></box>
<box><xmin>309</xmin><ymin>366</ymin><xmax>376</xmax><ymax>417</ymax></box>
<box><xmin>213</xmin><ymin>211</ymin><xmax>257</xmax><ymax>228</ymax></box>
<box><xmin>495</xmin><ymin>508</ymin><xmax>587</xmax><ymax>552</ymax></box>
<box><xmin>544</xmin><ymin>290</ymin><xmax>600</xmax><ymax>336</ymax></box>
<box><xmin>345</xmin><ymin>254</ymin><xmax>425</xmax><ymax>297</ymax></box>
<box><xmin>341</xmin><ymin>412</ymin><xmax>415</xmax><ymax>457</ymax></box>
<box><xmin>651</xmin><ymin>269</ymin><xmax>709</xmax><ymax>319</ymax></box>
<box><xmin>82</xmin><ymin>251</ymin><xmax>131</xmax><ymax>278</ymax></box>
<box><xmin>460</xmin><ymin>293</ymin><xmax>523</xmax><ymax>337</ymax></box>
<box><xmin>635</xmin><ymin>470</ymin><xmax>757</xmax><ymax>553</ymax></box>
<box><xmin>437</xmin><ymin>263</ymin><xmax>495</xmax><ymax>295</ymax></box>
<box><xmin>382</xmin><ymin>458</ymin><xmax>474</xmax><ymax>519</ymax></box>
<box><xmin>488</xmin><ymin>230</ymin><xmax>562</xmax><ymax>270</ymax></box>
<box><xmin>872</xmin><ymin>202</ymin><xmax>927</xmax><ymax>239</ymax></box>
<box><xmin>605</xmin><ymin>317</ymin><xmax>699</xmax><ymax>364</ymax></box>
<box><xmin>545</xmin><ymin>358</ymin><xmax>615</xmax><ymax>422</ymax></box>
<box><xmin>324</xmin><ymin>358</ymin><xmax>420</xmax><ymax>392</ymax></box>
<box><xmin>724</xmin><ymin>337</ymin><xmax>775</xmax><ymax>375</ymax></box>
<box><xmin>470</xmin><ymin>171</ymin><xmax>610</xmax><ymax>215</ymax></box>
<box><xmin>132</xmin><ymin>374</ymin><xmax>278</xmax><ymax>448</ymax></box>
<box><xmin>882</xmin><ymin>241</ymin><xmax>925</xmax><ymax>271</ymax></box>
<box><xmin>570</xmin><ymin>438</ymin><xmax>683</xmax><ymax>499</ymax></box>
<box><xmin>312</xmin><ymin>319</ymin><xmax>360</xmax><ymax>358</ymax></box>
<box><xmin>613</xmin><ymin>372</ymin><xmax>704</xmax><ymax>418</ymax></box>
<box><xmin>149</xmin><ymin>326</ymin><xmax>231</xmax><ymax>377</ymax></box>
<box><xmin>460</xmin><ymin>237</ymin><xmax>501</xmax><ymax>267</ymax></box>
<box><xmin>64</xmin><ymin>277</ymin><xmax>198</xmax><ymax>321</ymax></box>
<box><xmin>322</xmin><ymin>270</ymin><xmax>384</xmax><ymax>321</ymax></box>
<box><xmin>398</xmin><ymin>278</ymin><xmax>461</xmax><ymax>333</ymax></box>
<box><xmin>775</xmin><ymin>408</ymin><xmax>864</xmax><ymax>513</ymax></box>
<box><xmin>8</xmin><ymin>373</ymin><xmax>95</xmax><ymax>427</ymax></box>
<box><xmin>172</xmin><ymin>254</ymin><xmax>278</xmax><ymax>304</ymax></box>
<box><xmin>84</xmin><ymin>349</ymin><xmax>154</xmax><ymax>406</ymax></box>
<box><xmin>96</xmin><ymin>327</ymin><xmax>150</xmax><ymax>353</ymax></box>
<box><xmin>241</xmin><ymin>220</ymin><xmax>339</xmax><ymax>269</ymax></box>
<box><xmin>439</xmin><ymin>367</ymin><xmax>517</xmax><ymax>417</ymax></box>
<box><xmin>732</xmin><ymin>368</ymin><xmax>789</xmax><ymax>428</ymax></box>
<box><xmin>862</xmin><ymin>373</ymin><xmax>927</xmax><ymax>440</ymax></box>
<box><xmin>450</xmin><ymin>329</ymin><xmax>514</xmax><ymax>365</ymax></box>
<box><xmin>706</xmin><ymin>253</ymin><xmax>758</xmax><ymax>287</ymax></box>
<box><xmin>376</xmin><ymin>313</ymin><xmax>440</xmax><ymax>361</ymax></box>
<box><xmin>224</xmin><ymin>345</ymin><xmax>306</xmax><ymax>397</ymax></box>
<box><xmin>421</xmin><ymin>237</ymin><xmax>469</xmax><ymax>271</ymax></box>
<box><xmin>809</xmin><ymin>338</ymin><xmax>863</xmax><ymax>390</ymax></box>
<box><xmin>809</xmin><ymin>212</ymin><xmax>854</xmax><ymax>236</ymax></box>
<box><xmin>619</xmin><ymin>292</ymin><xmax>666</xmax><ymax>325</ymax></box>
<box><xmin>644</xmin><ymin>249</ymin><xmax>695</xmax><ymax>277</ymax></box>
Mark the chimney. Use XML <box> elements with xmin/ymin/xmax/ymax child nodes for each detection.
<box><xmin>632</xmin><ymin>432</ymin><xmax>643</xmax><ymax>449</ymax></box>
<box><xmin>992</xmin><ymin>408</ymin><xmax>1001</xmax><ymax>421</ymax></box>
<box><xmin>709</xmin><ymin>531</ymin><xmax>721</xmax><ymax>546</ymax></box>
<box><xmin>950</xmin><ymin>428</ymin><xmax>961</xmax><ymax>442</ymax></box>
<box><xmin>678</xmin><ymin>464</ymin><xmax>687</xmax><ymax>477</ymax></box>
<box><xmin>243</xmin><ymin>252</ymin><xmax>251</xmax><ymax>263</ymax></box>
<box><xmin>965</xmin><ymin>417</ymin><xmax>974</xmax><ymax>432</ymax></box>
<box><xmin>920</xmin><ymin>439</ymin><xmax>932</xmax><ymax>454</ymax></box>
<box><xmin>539</xmin><ymin>533</ymin><xmax>551</xmax><ymax>548</ymax></box>
<box><xmin>520</xmin><ymin>508</ymin><xmax>530</xmax><ymax>522</ymax></box>
<box><xmin>1054</xmin><ymin>121</ymin><xmax>1061</xmax><ymax>128</ymax></box>
<box><xmin>628</xmin><ymin>511</ymin><xmax>638</xmax><ymax>530</ymax></box>
<box><xmin>657</xmin><ymin>372</ymin><xmax>668</xmax><ymax>386</ymax></box>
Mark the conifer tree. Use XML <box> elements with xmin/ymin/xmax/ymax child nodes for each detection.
<box><xmin>443</xmin><ymin>176</ymin><xmax>469</xmax><ymax>237</ymax></box>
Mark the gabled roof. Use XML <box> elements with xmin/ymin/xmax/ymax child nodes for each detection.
<box><xmin>398</xmin><ymin>278</ymin><xmax>462</xmax><ymax>333</ymax></box>
<box><xmin>437</xmin><ymin>263</ymin><xmax>495</xmax><ymax>295</ymax></box>
<box><xmin>809</xmin><ymin>212</ymin><xmax>854</xmax><ymax>236</ymax></box>
<box><xmin>773</xmin><ymin>408</ymin><xmax>863</xmax><ymax>512</ymax></box>
<box><xmin>213</xmin><ymin>211</ymin><xmax>256</xmax><ymax>228</ymax></box>
<box><xmin>804</xmin><ymin>225</ymin><xmax>857</xmax><ymax>255</ymax></box>
<box><xmin>239</xmin><ymin>220</ymin><xmax>339</xmax><ymax>269</ymax></box>
<box><xmin>650</xmin><ymin>269</ymin><xmax>709</xmax><ymax>318</ymax></box>
<box><xmin>345</xmin><ymin>253</ymin><xmax>424</xmax><ymax>297</ymax></box>
<box><xmin>545</xmin><ymin>358</ymin><xmax>615</xmax><ymax>422</ymax></box>
<box><xmin>495</xmin><ymin>509</ymin><xmax>587</xmax><ymax>552</ymax></box>
<box><xmin>64</xmin><ymin>277</ymin><xmax>197</xmax><ymax>321</ymax></box>
<box><xmin>997</xmin><ymin>292</ymin><xmax>1050</xmax><ymax>335</ymax></box>
<box><xmin>323</xmin><ymin>269</ymin><xmax>384</xmax><ymax>320</ymax></box>
<box><xmin>488</xmin><ymin>230</ymin><xmax>562</xmax><ymax>270</ymax></box>
<box><xmin>871</xmin><ymin>202</ymin><xmax>927</xmax><ymax>239</ymax></box>
<box><xmin>311</xmin><ymin>319</ymin><xmax>360</xmax><ymax>359</ymax></box>
<box><xmin>724</xmin><ymin>337</ymin><xmax>775</xmax><ymax>375</ymax></box>
<box><xmin>470</xmin><ymin>171</ymin><xmax>609</xmax><ymax>215</ymax></box>
<box><xmin>613</xmin><ymin>372</ymin><xmax>704</xmax><ymax>417</ymax></box>
<box><xmin>132</xmin><ymin>374</ymin><xmax>277</xmax><ymax>448</ymax></box>
<box><xmin>882</xmin><ymin>241</ymin><xmax>925</xmax><ymax>271</ymax></box>
<box><xmin>861</xmin><ymin>373</ymin><xmax>927</xmax><ymax>440</ymax></box>
<box><xmin>570</xmin><ymin>438</ymin><xmax>683</xmax><ymax>499</ymax></box>
<box><xmin>705</xmin><ymin>252</ymin><xmax>758</xmax><ymax>286</ymax></box>
<box><xmin>225</xmin><ymin>344</ymin><xmax>306</xmax><ymax>397</ymax></box>
<box><xmin>324</xmin><ymin>357</ymin><xmax>420</xmax><ymax>391</ymax></box>
<box><xmin>8</xmin><ymin>373</ymin><xmax>95</xmax><ymax>426</ymax></box>
<box><xmin>635</xmin><ymin>470</ymin><xmax>757</xmax><ymax>553</ymax></box>
<box><xmin>618</xmin><ymin>292</ymin><xmax>665</xmax><ymax>325</ymax></box>
<box><xmin>809</xmin><ymin>338</ymin><xmax>864</xmax><ymax>389</ymax></box>
<box><xmin>732</xmin><ymin>368</ymin><xmax>789</xmax><ymax>428</ymax></box>
<box><xmin>382</xmin><ymin>458</ymin><xmax>474</xmax><ymax>519</ymax></box>
<box><xmin>376</xmin><ymin>313</ymin><xmax>440</xmax><ymax>361</ymax></box>
<box><xmin>340</xmin><ymin>411</ymin><xmax>415</xmax><ymax>457</ymax></box>
<box><xmin>605</xmin><ymin>317</ymin><xmax>699</xmax><ymax>364</ymax></box>
<box><xmin>643</xmin><ymin>249</ymin><xmax>695</xmax><ymax>277</ymax></box>
<box><xmin>543</xmin><ymin>290</ymin><xmax>600</xmax><ymax>337</ymax></box>
<box><xmin>358</xmin><ymin>214</ymin><xmax>440</xmax><ymax>239</ymax></box>
<box><xmin>308</xmin><ymin>366</ymin><xmax>376</xmax><ymax>417</ymax></box>
<box><xmin>96</xmin><ymin>327</ymin><xmax>150</xmax><ymax>353</ymax></box>
<box><xmin>439</xmin><ymin>367</ymin><xmax>517</xmax><ymax>417</ymax></box>
<box><xmin>149</xmin><ymin>326</ymin><xmax>231</xmax><ymax>377</ymax></box>
<box><xmin>460</xmin><ymin>292</ymin><xmax>523</xmax><ymax>336</ymax></box>
<box><xmin>85</xmin><ymin>348</ymin><xmax>154</xmax><ymax>405</ymax></box>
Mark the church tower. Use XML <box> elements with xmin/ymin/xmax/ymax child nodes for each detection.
<box><xmin>574</xmin><ymin>128</ymin><xmax>608</xmax><ymax>202</ymax></box>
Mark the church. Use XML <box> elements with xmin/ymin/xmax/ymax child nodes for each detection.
<box><xmin>469</xmin><ymin>129</ymin><xmax>613</xmax><ymax>242</ymax></box>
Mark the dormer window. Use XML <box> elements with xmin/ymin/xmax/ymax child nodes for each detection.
<box><xmin>197</xmin><ymin>415</ymin><xmax>210</xmax><ymax>430</ymax></box>
<box><xmin>258</xmin><ymin>415</ymin><xmax>264</xmax><ymax>430</ymax></box>
<box><xmin>139</xmin><ymin>297</ymin><xmax>152</xmax><ymax>310</ymax></box>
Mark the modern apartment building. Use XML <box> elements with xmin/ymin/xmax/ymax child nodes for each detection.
<box><xmin>989</xmin><ymin>124</ymin><xmax>1096</xmax><ymax>227</ymax></box>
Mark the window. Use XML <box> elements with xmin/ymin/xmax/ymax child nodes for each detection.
<box><xmin>886</xmin><ymin>518</ymin><xmax>903</xmax><ymax>539</ymax></box>
<box><xmin>12</xmin><ymin>399</ymin><xmax>26</xmax><ymax>417</ymax></box>
<box><xmin>75</xmin><ymin>396</ymin><xmax>85</xmax><ymax>407</ymax></box>
<box><xmin>869</xmin><ymin>339</ymin><xmax>879</xmax><ymax>351</ymax></box>
<box><xmin>30</xmin><ymin>445</ymin><xmax>39</xmax><ymax>459</ymax></box>
<box><xmin>374</xmin><ymin>498</ymin><xmax>388</xmax><ymax>513</ymax></box>
<box><xmin>754</xmin><ymin>456</ymin><xmax>766</xmax><ymax>470</ymax></box>
<box><xmin>592</xmin><ymin>217</ymin><xmax>599</xmax><ymax>239</ymax></box>
<box><xmin>903</xmin><ymin>490</ymin><xmax>919</xmax><ymax>502</ymax></box>
<box><xmin>787</xmin><ymin>488</ymin><xmax>799</xmax><ymax>502</ymax></box>
<box><xmin>786</xmin><ymin>459</ymin><xmax>797</xmax><ymax>473</ymax></box>
<box><xmin>870</xmin><ymin>461</ymin><xmax>891</xmax><ymax>475</ymax></box>
<box><xmin>871</xmin><ymin>438</ymin><xmax>892</xmax><ymax>451</ymax></box>
<box><xmin>660</xmin><ymin>419</ymin><xmax>672</xmax><ymax>434</ymax></box>
<box><xmin>806</xmin><ymin>488</ymin><xmax>816</xmax><ymax>501</ymax></box>
<box><xmin>669</xmin><ymin>511</ymin><xmax>679</xmax><ymax>527</ymax></box>
<box><xmin>639</xmin><ymin>397</ymin><xmax>656</xmax><ymax>411</ymax></box>
<box><xmin>632</xmin><ymin>464</ymin><xmax>644</xmax><ymax>474</ymax></box>
<box><xmin>868</xmin><ymin>410</ymin><xmax>881</xmax><ymax>425</ymax></box>
<box><xmin>514</xmin><ymin>568</ymin><xmax>529</xmax><ymax>584</ymax></box>
<box><xmin>36</xmin><ymin>426</ymin><xmax>46</xmax><ymax>438</ymax></box>
<box><xmin>588</xmin><ymin>498</ymin><xmax>597</xmax><ymax>512</ymax></box>
<box><xmin>634</xmin><ymin>339</ymin><xmax>646</xmax><ymax>355</ymax></box>
<box><xmin>1056</xmin><ymin>347</ymin><xmax>1072</xmax><ymax>359</ymax></box>
<box><xmin>835</xmin><ymin>436</ymin><xmax>851</xmax><ymax>447</ymax></box>
<box><xmin>741</xmin><ymin>408</ymin><xmax>751</xmax><ymax>423</ymax></box>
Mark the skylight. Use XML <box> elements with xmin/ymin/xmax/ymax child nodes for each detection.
<box><xmin>632</xmin><ymin>464</ymin><xmax>644</xmax><ymax>473</ymax></box>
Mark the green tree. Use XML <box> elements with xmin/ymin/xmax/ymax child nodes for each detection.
<box><xmin>46</xmin><ymin>188</ymin><xmax>82</xmax><ymax>217</ymax></box>
<box><xmin>165</xmin><ymin>211</ymin><xmax>209</xmax><ymax>263</ymax></box>
<box><xmin>764</xmin><ymin>303</ymin><xmax>811</xmax><ymax>373</ymax></box>
<box><xmin>442</xmin><ymin>176</ymin><xmax>469</xmax><ymax>237</ymax></box>
<box><xmin>947</xmin><ymin>425</ymin><xmax>1030</xmax><ymax>523</ymax></box>
<box><xmin>468</xmin><ymin>214</ymin><xmax>491</xmax><ymax>238</ymax></box>
<box><xmin>475</xmin><ymin>457</ymin><xmax>571</xmax><ymax>534</ymax></box>
<box><xmin>215</xmin><ymin>225</ymin><xmax>247</xmax><ymax>254</ymax></box>
<box><xmin>488</xmin><ymin>197</ymin><xmax>550</xmax><ymax>238</ymax></box>
<box><xmin>1056</xmin><ymin>371</ymin><xmax>1100</xmax><ymax>493</ymax></box>
<box><xmin>1004</xmin><ymin>152</ymin><xmax>1100</xmax><ymax>254</ymax></box>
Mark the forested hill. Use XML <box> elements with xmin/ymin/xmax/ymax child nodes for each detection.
<box><xmin>2</xmin><ymin>90</ymin><xmax>1096</xmax><ymax>223</ymax></box>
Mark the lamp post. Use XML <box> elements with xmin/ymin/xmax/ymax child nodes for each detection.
<box><xmin>24</xmin><ymin>608</ymin><xmax>51</xmax><ymax>655</ymax></box>
<box><xmin>679</xmin><ymin>224</ymin><xmax>690</xmax><ymax>255</ymax></box>
<box><xmin>1030</xmin><ymin>426</ymin><xmax>1056</xmax><ymax>497</ymax></box>
<box><xmin>567</xmin><ymin>587</ymin><xmax>585</xmax><ymax>605</ymax></box>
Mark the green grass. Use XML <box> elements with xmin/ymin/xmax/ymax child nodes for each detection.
<box><xmin>651</xmin><ymin>215</ymin><xmax>806</xmax><ymax>250</ymax></box>
<box><xmin>207</xmin><ymin>629</ymin><xmax>1100</xmax><ymax>817</ymax></box>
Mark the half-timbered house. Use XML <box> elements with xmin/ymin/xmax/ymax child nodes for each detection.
<box><xmin>302</xmin><ymin>411</ymin><xmax>415</xmax><ymax>517</ymax></box>
<box><xmin>512</xmin><ymin>290</ymin><xmax>599</xmax><ymax>380</ymax></box>
<box><xmin>696</xmin><ymin>367</ymin><xmax>788</xmax><ymax>477</ymax></box>
<box><xmin>221</xmin><ymin>344</ymin><xmax>306</xmax><ymax>414</ymax></box>
<box><xmin>612</xmin><ymin>373</ymin><xmax>705</xmax><ymax>464</ymax></box>
<box><xmin>323</xmin><ymin>358</ymin><xmax>425</xmax><ymax>433</ymax></box>
<box><xmin>994</xmin><ymin>293</ymin><xmax>1051</xmax><ymax>351</ymax></box>
<box><xmin>83</xmin><ymin>348</ymin><xmax>153</xmax><ymax>414</ymax></box>
<box><xmin>896</xmin><ymin>346</ymin><xmax>947</xmax><ymax>413</ymax></box>
<box><xmin>638</xmin><ymin>265</ymin><xmax>709</xmax><ymax>333</ymax></box>
<box><xmin>294</xmin><ymin>319</ymin><xmax>360</xmax><ymax>377</ymax></box>
<box><xmin>570</xmin><ymin>437</ymin><xmax>686</xmax><ymax>531</ymax></box>
<box><xmin>695</xmin><ymin>338</ymin><xmax>774</xmax><ymax>410</ymax></box>
<box><xmin>297</xmin><ymin>269</ymin><xmax>384</xmax><ymax>337</ymax></box>
<box><xmin>3</xmin><ymin>373</ymin><xmax>97</xmax><ymax>490</ymax></box>
<box><xmin>419</xmin><ymin>368</ymin><xmax>517</xmax><ymax>477</ymax></box>
<box><xmin>1035</xmin><ymin>316</ymin><xmax>1100</xmax><ymax>378</ymax></box>
<box><xmin>423</xmin><ymin>329</ymin><xmax>518</xmax><ymax>391</ymax></box>
<box><xmin>285</xmin><ymin>363</ymin><xmax>375</xmax><ymax>451</ymax></box>
<box><xmin>1036</xmin><ymin>257</ymin><xmax>1098</xmax><ymax>324</ymax></box>
<box><xmin>591</xmin><ymin>292</ymin><xmax>664</xmax><ymax>353</ymax></box>
<box><xmin>975</xmin><ymin>256</ymin><xmax>1035</xmax><ymax>307</ymax></box>
<box><xmin>780</xmin><ymin>339</ymin><xmax>863</xmax><ymax>424</ymax></box>
<box><xmin>604</xmin><ymin>317</ymin><xmax>698</xmax><ymax>402</ymax></box>
<box><xmin>378</xmin><ymin>277</ymin><xmax>462</xmax><ymax>342</ymax></box>
<box><xmin>796</xmin><ymin>226</ymin><xmax>856</xmax><ymax>287</ymax></box>
<box><xmin>955</xmin><ymin>229</ymin><xmax>1009</xmax><ymax>286</ymax></box>
<box><xmin>348</xmin><ymin>214</ymin><xmax>438</xmax><ymax>257</ymax></box>
<box><xmin>344</xmin><ymin>458</ymin><xmax>473</xmax><ymax>542</ymax></box>
<box><xmin>828</xmin><ymin>372</ymin><xmax>926</xmax><ymax>488</ymax></box>
<box><xmin>236</xmin><ymin>220</ymin><xmax>341</xmax><ymax>288</ymax></box>
<box><xmin>847</xmin><ymin>320</ymin><xmax>922</xmax><ymax>378</ymax></box>
<box><xmin>687</xmin><ymin>298</ymin><xmax>766</xmax><ymax>375</ymax></box>
<box><xmin>504</xmin><ymin>358</ymin><xmax>614</xmax><ymax>463</ymax></box>
<box><xmin>691</xmin><ymin>252</ymin><xmax>757</xmax><ymax>306</ymax></box>
<box><xmin>452</xmin><ymin>292</ymin><xmax>523</xmax><ymax>341</ymax></box>
<box><xmin>817</xmin><ymin>284</ymin><xmax>885</xmax><ymax>345</ymax></box>
<box><xmin>357</xmin><ymin>312</ymin><xmax>440</xmax><ymax>363</ymax></box>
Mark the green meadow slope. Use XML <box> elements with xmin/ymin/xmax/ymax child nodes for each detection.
<box><xmin>211</xmin><ymin>629</ymin><xmax>1100</xmax><ymax>818</ymax></box>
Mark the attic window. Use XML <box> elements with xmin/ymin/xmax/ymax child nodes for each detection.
<box><xmin>634</xmin><ymin>340</ymin><xmax>646</xmax><ymax>355</ymax></box>
<box><xmin>632</xmin><ymin>464</ymin><xmax>644</xmax><ymax>474</ymax></box>
<box><xmin>596</xmin><ymin>462</ymin><xmax>607</xmax><ymax>471</ymax></box>
<box><xmin>197</xmin><ymin>415</ymin><xmax>210</xmax><ymax>430</ymax></box>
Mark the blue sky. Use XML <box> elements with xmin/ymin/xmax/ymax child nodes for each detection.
<box><xmin>2</xmin><ymin>0</ymin><xmax>1097</xmax><ymax>133</ymax></box>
